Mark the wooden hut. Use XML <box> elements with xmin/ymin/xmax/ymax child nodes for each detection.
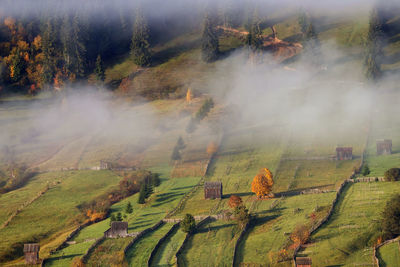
<box><xmin>336</xmin><ymin>147</ymin><xmax>352</xmax><ymax>160</ymax></box>
<box><xmin>377</xmin><ymin>139</ymin><xmax>392</xmax><ymax>155</ymax></box>
<box><xmin>204</xmin><ymin>181</ymin><xmax>222</xmax><ymax>199</ymax></box>
<box><xmin>104</xmin><ymin>221</ymin><xmax>128</xmax><ymax>238</ymax></box>
<box><xmin>24</xmin><ymin>243</ymin><xmax>40</xmax><ymax>264</ymax></box>
<box><xmin>99</xmin><ymin>160</ymin><xmax>111</xmax><ymax>170</ymax></box>
<box><xmin>295</xmin><ymin>257</ymin><xmax>312</xmax><ymax>267</ymax></box>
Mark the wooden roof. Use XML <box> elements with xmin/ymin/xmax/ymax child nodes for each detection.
<box><xmin>23</xmin><ymin>243</ymin><xmax>40</xmax><ymax>252</ymax></box>
<box><xmin>111</xmin><ymin>221</ymin><xmax>128</xmax><ymax>231</ymax></box>
<box><xmin>204</xmin><ymin>181</ymin><xmax>222</xmax><ymax>189</ymax></box>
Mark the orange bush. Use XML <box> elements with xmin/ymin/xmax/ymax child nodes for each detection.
<box><xmin>290</xmin><ymin>224</ymin><xmax>310</xmax><ymax>245</ymax></box>
<box><xmin>228</xmin><ymin>195</ymin><xmax>243</xmax><ymax>208</ymax></box>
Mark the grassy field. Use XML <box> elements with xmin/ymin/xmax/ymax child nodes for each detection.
<box><xmin>300</xmin><ymin>182</ymin><xmax>400</xmax><ymax>266</ymax></box>
<box><xmin>178</xmin><ymin>219</ymin><xmax>241</xmax><ymax>267</ymax></box>
<box><xmin>150</xmin><ymin>224</ymin><xmax>187</xmax><ymax>267</ymax></box>
<box><xmin>237</xmin><ymin>193</ymin><xmax>336</xmax><ymax>266</ymax></box>
<box><xmin>377</xmin><ymin>241</ymin><xmax>400</xmax><ymax>267</ymax></box>
<box><xmin>125</xmin><ymin>223</ymin><xmax>174</xmax><ymax>267</ymax></box>
<box><xmin>0</xmin><ymin>170</ymin><xmax>121</xmax><ymax>262</ymax></box>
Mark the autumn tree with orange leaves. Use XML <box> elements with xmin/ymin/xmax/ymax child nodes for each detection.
<box><xmin>186</xmin><ymin>88</ymin><xmax>193</xmax><ymax>103</ymax></box>
<box><xmin>251</xmin><ymin>168</ymin><xmax>274</xmax><ymax>199</ymax></box>
<box><xmin>228</xmin><ymin>195</ymin><xmax>243</xmax><ymax>208</ymax></box>
<box><xmin>290</xmin><ymin>224</ymin><xmax>310</xmax><ymax>246</ymax></box>
<box><xmin>206</xmin><ymin>141</ymin><xmax>218</xmax><ymax>157</ymax></box>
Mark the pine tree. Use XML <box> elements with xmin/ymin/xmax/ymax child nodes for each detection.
<box><xmin>138</xmin><ymin>183</ymin><xmax>146</xmax><ymax>204</ymax></box>
<box><xmin>116</xmin><ymin>212</ymin><xmax>122</xmax><ymax>221</ymax></box>
<box><xmin>201</xmin><ymin>14</ymin><xmax>219</xmax><ymax>63</ymax></box>
<box><xmin>109</xmin><ymin>214</ymin><xmax>116</xmax><ymax>225</ymax></box>
<box><xmin>145</xmin><ymin>183</ymin><xmax>153</xmax><ymax>198</ymax></box>
<box><xmin>180</xmin><ymin>214</ymin><xmax>196</xmax><ymax>233</ymax></box>
<box><xmin>95</xmin><ymin>54</ymin><xmax>105</xmax><ymax>82</ymax></box>
<box><xmin>41</xmin><ymin>19</ymin><xmax>56</xmax><ymax>86</ymax></box>
<box><xmin>171</xmin><ymin>146</ymin><xmax>181</xmax><ymax>161</ymax></box>
<box><xmin>177</xmin><ymin>136</ymin><xmax>185</xmax><ymax>150</ymax></box>
<box><xmin>365</xmin><ymin>8</ymin><xmax>384</xmax><ymax>81</ymax></box>
<box><xmin>125</xmin><ymin>201</ymin><xmax>133</xmax><ymax>214</ymax></box>
<box><xmin>130</xmin><ymin>9</ymin><xmax>151</xmax><ymax>66</ymax></box>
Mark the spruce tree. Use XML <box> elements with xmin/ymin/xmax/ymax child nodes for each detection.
<box><xmin>41</xmin><ymin>19</ymin><xmax>56</xmax><ymax>86</ymax></box>
<box><xmin>365</xmin><ymin>8</ymin><xmax>384</xmax><ymax>81</ymax></box>
<box><xmin>171</xmin><ymin>146</ymin><xmax>181</xmax><ymax>161</ymax></box>
<box><xmin>95</xmin><ymin>54</ymin><xmax>105</xmax><ymax>82</ymax></box>
<box><xmin>130</xmin><ymin>9</ymin><xmax>151</xmax><ymax>66</ymax></box>
<box><xmin>116</xmin><ymin>212</ymin><xmax>122</xmax><ymax>221</ymax></box>
<box><xmin>138</xmin><ymin>183</ymin><xmax>146</xmax><ymax>204</ymax></box>
<box><xmin>109</xmin><ymin>214</ymin><xmax>116</xmax><ymax>225</ymax></box>
<box><xmin>125</xmin><ymin>201</ymin><xmax>133</xmax><ymax>214</ymax></box>
<box><xmin>201</xmin><ymin>14</ymin><xmax>219</xmax><ymax>63</ymax></box>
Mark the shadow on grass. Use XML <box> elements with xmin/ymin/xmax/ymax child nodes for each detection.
<box><xmin>196</xmin><ymin>223</ymin><xmax>236</xmax><ymax>234</ymax></box>
<box><xmin>151</xmin><ymin>38</ymin><xmax>200</xmax><ymax>66</ymax></box>
<box><xmin>48</xmin><ymin>253</ymin><xmax>82</xmax><ymax>261</ymax></box>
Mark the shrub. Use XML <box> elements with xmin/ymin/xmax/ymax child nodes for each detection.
<box><xmin>361</xmin><ymin>164</ymin><xmax>370</xmax><ymax>176</ymax></box>
<box><xmin>181</xmin><ymin>214</ymin><xmax>196</xmax><ymax>233</ymax></box>
<box><xmin>233</xmin><ymin>205</ymin><xmax>250</xmax><ymax>229</ymax></box>
<box><xmin>384</xmin><ymin>168</ymin><xmax>400</xmax><ymax>181</ymax></box>
<box><xmin>228</xmin><ymin>195</ymin><xmax>243</xmax><ymax>209</ymax></box>
<box><xmin>382</xmin><ymin>194</ymin><xmax>400</xmax><ymax>239</ymax></box>
<box><xmin>290</xmin><ymin>224</ymin><xmax>310</xmax><ymax>245</ymax></box>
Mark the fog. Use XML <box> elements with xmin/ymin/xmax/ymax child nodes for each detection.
<box><xmin>1</xmin><ymin>0</ymin><xmax>400</xmax><ymax>169</ymax></box>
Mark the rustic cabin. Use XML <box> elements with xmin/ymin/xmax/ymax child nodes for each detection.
<box><xmin>295</xmin><ymin>257</ymin><xmax>312</xmax><ymax>267</ymax></box>
<box><xmin>24</xmin><ymin>243</ymin><xmax>40</xmax><ymax>264</ymax></box>
<box><xmin>99</xmin><ymin>160</ymin><xmax>112</xmax><ymax>170</ymax></box>
<box><xmin>104</xmin><ymin>221</ymin><xmax>128</xmax><ymax>238</ymax></box>
<box><xmin>377</xmin><ymin>139</ymin><xmax>392</xmax><ymax>155</ymax></box>
<box><xmin>204</xmin><ymin>181</ymin><xmax>222</xmax><ymax>199</ymax></box>
<box><xmin>336</xmin><ymin>147</ymin><xmax>352</xmax><ymax>160</ymax></box>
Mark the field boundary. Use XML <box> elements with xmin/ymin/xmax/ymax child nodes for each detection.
<box><xmin>175</xmin><ymin>216</ymin><xmax>212</xmax><ymax>267</ymax></box>
<box><xmin>374</xmin><ymin>236</ymin><xmax>400</xmax><ymax>266</ymax></box>
<box><xmin>147</xmin><ymin>222</ymin><xmax>180</xmax><ymax>266</ymax></box>
<box><xmin>123</xmin><ymin>220</ymin><xmax>164</xmax><ymax>255</ymax></box>
<box><xmin>232</xmin><ymin>220</ymin><xmax>251</xmax><ymax>267</ymax></box>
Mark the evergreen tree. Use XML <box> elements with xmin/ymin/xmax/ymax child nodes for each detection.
<box><xmin>365</xmin><ymin>8</ymin><xmax>384</xmax><ymax>81</ymax></box>
<box><xmin>246</xmin><ymin>17</ymin><xmax>263</xmax><ymax>52</ymax></box>
<box><xmin>116</xmin><ymin>212</ymin><xmax>122</xmax><ymax>221</ymax></box>
<box><xmin>41</xmin><ymin>19</ymin><xmax>56</xmax><ymax>86</ymax></box>
<box><xmin>125</xmin><ymin>201</ymin><xmax>133</xmax><ymax>214</ymax></box>
<box><xmin>177</xmin><ymin>136</ymin><xmax>185</xmax><ymax>150</ymax></box>
<box><xmin>150</xmin><ymin>173</ymin><xmax>161</xmax><ymax>187</ymax></box>
<box><xmin>201</xmin><ymin>14</ymin><xmax>219</xmax><ymax>63</ymax></box>
<box><xmin>180</xmin><ymin>214</ymin><xmax>196</xmax><ymax>233</ymax></box>
<box><xmin>109</xmin><ymin>214</ymin><xmax>116</xmax><ymax>225</ymax></box>
<box><xmin>130</xmin><ymin>9</ymin><xmax>151</xmax><ymax>66</ymax></box>
<box><xmin>138</xmin><ymin>182</ymin><xmax>146</xmax><ymax>204</ymax></box>
<box><xmin>60</xmin><ymin>13</ymin><xmax>86</xmax><ymax>80</ymax></box>
<box><xmin>95</xmin><ymin>54</ymin><xmax>105</xmax><ymax>82</ymax></box>
<box><xmin>145</xmin><ymin>183</ymin><xmax>153</xmax><ymax>198</ymax></box>
<box><xmin>171</xmin><ymin>146</ymin><xmax>181</xmax><ymax>161</ymax></box>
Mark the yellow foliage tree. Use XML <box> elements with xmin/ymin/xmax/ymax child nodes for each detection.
<box><xmin>251</xmin><ymin>168</ymin><xmax>274</xmax><ymax>198</ymax></box>
<box><xmin>206</xmin><ymin>141</ymin><xmax>218</xmax><ymax>156</ymax></box>
<box><xmin>186</xmin><ymin>88</ymin><xmax>193</xmax><ymax>103</ymax></box>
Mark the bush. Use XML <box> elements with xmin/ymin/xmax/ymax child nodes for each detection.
<box><xmin>361</xmin><ymin>164</ymin><xmax>370</xmax><ymax>176</ymax></box>
<box><xmin>233</xmin><ymin>205</ymin><xmax>250</xmax><ymax>229</ymax></box>
<box><xmin>382</xmin><ymin>194</ymin><xmax>400</xmax><ymax>239</ymax></box>
<box><xmin>181</xmin><ymin>214</ymin><xmax>196</xmax><ymax>233</ymax></box>
<box><xmin>384</xmin><ymin>168</ymin><xmax>400</xmax><ymax>181</ymax></box>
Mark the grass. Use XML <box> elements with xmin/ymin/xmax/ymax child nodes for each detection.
<box><xmin>87</xmin><ymin>237</ymin><xmax>134</xmax><ymax>266</ymax></box>
<box><xmin>237</xmin><ymin>193</ymin><xmax>336</xmax><ymax>266</ymax></box>
<box><xmin>300</xmin><ymin>182</ymin><xmax>400</xmax><ymax>266</ymax></box>
<box><xmin>377</xmin><ymin>241</ymin><xmax>400</xmax><ymax>267</ymax></box>
<box><xmin>126</xmin><ymin>223</ymin><xmax>174</xmax><ymax>267</ymax></box>
<box><xmin>178</xmin><ymin>219</ymin><xmax>241</xmax><ymax>267</ymax></box>
<box><xmin>150</xmin><ymin>224</ymin><xmax>187</xmax><ymax>267</ymax></box>
<box><xmin>0</xmin><ymin>170</ymin><xmax>121</xmax><ymax>261</ymax></box>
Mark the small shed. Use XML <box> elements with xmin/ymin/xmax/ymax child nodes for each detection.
<box><xmin>377</xmin><ymin>139</ymin><xmax>392</xmax><ymax>155</ymax></box>
<box><xmin>204</xmin><ymin>181</ymin><xmax>222</xmax><ymax>199</ymax></box>
<box><xmin>336</xmin><ymin>147</ymin><xmax>352</xmax><ymax>160</ymax></box>
<box><xmin>104</xmin><ymin>221</ymin><xmax>128</xmax><ymax>238</ymax></box>
<box><xmin>295</xmin><ymin>257</ymin><xmax>312</xmax><ymax>267</ymax></box>
<box><xmin>100</xmin><ymin>160</ymin><xmax>111</xmax><ymax>170</ymax></box>
<box><xmin>24</xmin><ymin>243</ymin><xmax>40</xmax><ymax>264</ymax></box>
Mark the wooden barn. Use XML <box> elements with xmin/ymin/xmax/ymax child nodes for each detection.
<box><xmin>377</xmin><ymin>139</ymin><xmax>392</xmax><ymax>155</ymax></box>
<box><xmin>99</xmin><ymin>160</ymin><xmax>112</xmax><ymax>170</ymax></box>
<box><xmin>104</xmin><ymin>221</ymin><xmax>128</xmax><ymax>238</ymax></box>
<box><xmin>24</xmin><ymin>243</ymin><xmax>40</xmax><ymax>264</ymax></box>
<box><xmin>204</xmin><ymin>181</ymin><xmax>222</xmax><ymax>199</ymax></box>
<box><xmin>295</xmin><ymin>257</ymin><xmax>312</xmax><ymax>267</ymax></box>
<box><xmin>336</xmin><ymin>147</ymin><xmax>352</xmax><ymax>160</ymax></box>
